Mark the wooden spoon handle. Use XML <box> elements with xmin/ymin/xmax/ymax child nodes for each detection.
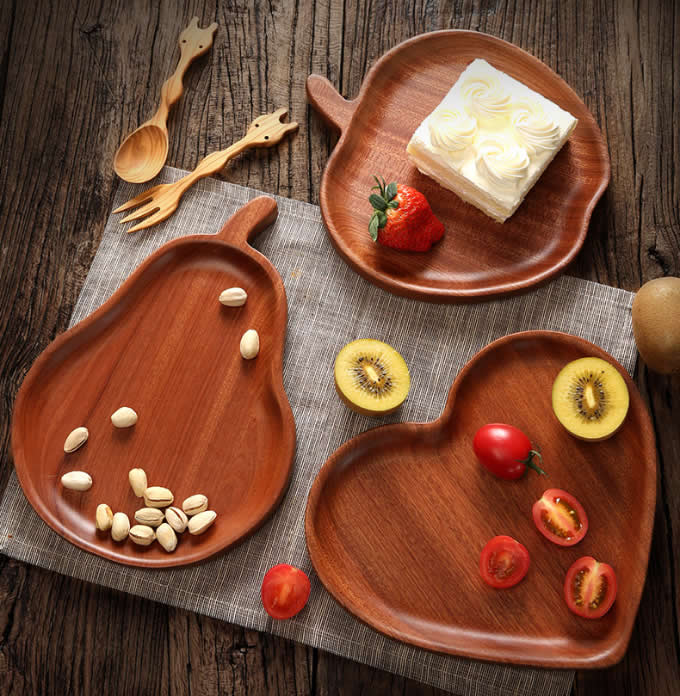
<box><xmin>176</xmin><ymin>139</ymin><xmax>251</xmax><ymax>190</ymax></box>
<box><xmin>150</xmin><ymin>17</ymin><xmax>218</xmax><ymax>126</ymax></box>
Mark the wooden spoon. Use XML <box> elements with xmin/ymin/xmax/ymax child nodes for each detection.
<box><xmin>113</xmin><ymin>17</ymin><xmax>218</xmax><ymax>183</ymax></box>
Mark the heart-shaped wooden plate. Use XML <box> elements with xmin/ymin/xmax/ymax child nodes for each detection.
<box><xmin>306</xmin><ymin>331</ymin><xmax>655</xmax><ymax>667</ymax></box>
<box><xmin>307</xmin><ymin>31</ymin><xmax>610</xmax><ymax>301</ymax></box>
<box><xmin>11</xmin><ymin>197</ymin><xmax>296</xmax><ymax>567</ymax></box>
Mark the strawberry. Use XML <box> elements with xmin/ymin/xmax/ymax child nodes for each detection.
<box><xmin>368</xmin><ymin>176</ymin><xmax>445</xmax><ymax>252</ymax></box>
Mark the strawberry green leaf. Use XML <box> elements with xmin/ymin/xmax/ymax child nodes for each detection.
<box><xmin>385</xmin><ymin>182</ymin><xmax>398</xmax><ymax>201</ymax></box>
<box><xmin>368</xmin><ymin>212</ymin><xmax>380</xmax><ymax>241</ymax></box>
<box><xmin>369</xmin><ymin>193</ymin><xmax>387</xmax><ymax>211</ymax></box>
<box><xmin>377</xmin><ymin>211</ymin><xmax>387</xmax><ymax>226</ymax></box>
<box><xmin>387</xmin><ymin>200</ymin><xmax>399</xmax><ymax>209</ymax></box>
<box><xmin>372</xmin><ymin>175</ymin><xmax>385</xmax><ymax>197</ymax></box>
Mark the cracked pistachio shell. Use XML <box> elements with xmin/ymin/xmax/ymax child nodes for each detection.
<box><xmin>95</xmin><ymin>504</ymin><xmax>113</xmax><ymax>531</ymax></box>
<box><xmin>64</xmin><ymin>427</ymin><xmax>89</xmax><ymax>453</ymax></box>
<box><xmin>165</xmin><ymin>507</ymin><xmax>188</xmax><ymax>533</ymax></box>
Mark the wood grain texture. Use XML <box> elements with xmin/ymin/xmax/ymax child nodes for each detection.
<box><xmin>307</xmin><ymin>332</ymin><xmax>656</xmax><ymax>668</ymax></box>
<box><xmin>307</xmin><ymin>32</ymin><xmax>610</xmax><ymax>301</ymax></box>
<box><xmin>0</xmin><ymin>0</ymin><xmax>677</xmax><ymax>694</ymax></box>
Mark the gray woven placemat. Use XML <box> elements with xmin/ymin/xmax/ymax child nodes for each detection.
<box><xmin>1</xmin><ymin>167</ymin><xmax>637</xmax><ymax>695</ymax></box>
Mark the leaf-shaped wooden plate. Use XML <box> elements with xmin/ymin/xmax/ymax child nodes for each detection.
<box><xmin>306</xmin><ymin>331</ymin><xmax>655</xmax><ymax>667</ymax></box>
<box><xmin>12</xmin><ymin>197</ymin><xmax>296</xmax><ymax>568</ymax></box>
<box><xmin>307</xmin><ymin>31</ymin><xmax>610</xmax><ymax>301</ymax></box>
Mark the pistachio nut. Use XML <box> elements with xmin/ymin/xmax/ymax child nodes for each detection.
<box><xmin>143</xmin><ymin>486</ymin><xmax>174</xmax><ymax>508</ymax></box>
<box><xmin>182</xmin><ymin>494</ymin><xmax>208</xmax><ymax>516</ymax></box>
<box><xmin>134</xmin><ymin>507</ymin><xmax>164</xmax><ymax>528</ymax></box>
<box><xmin>128</xmin><ymin>468</ymin><xmax>148</xmax><ymax>497</ymax></box>
<box><xmin>165</xmin><ymin>506</ymin><xmax>189</xmax><ymax>533</ymax></box>
<box><xmin>111</xmin><ymin>512</ymin><xmax>130</xmax><ymax>542</ymax></box>
<box><xmin>188</xmin><ymin>510</ymin><xmax>217</xmax><ymax>535</ymax></box>
<box><xmin>240</xmin><ymin>329</ymin><xmax>260</xmax><ymax>359</ymax></box>
<box><xmin>61</xmin><ymin>471</ymin><xmax>92</xmax><ymax>491</ymax></box>
<box><xmin>129</xmin><ymin>524</ymin><xmax>156</xmax><ymax>546</ymax></box>
<box><xmin>156</xmin><ymin>523</ymin><xmax>178</xmax><ymax>553</ymax></box>
<box><xmin>219</xmin><ymin>287</ymin><xmax>247</xmax><ymax>307</ymax></box>
<box><xmin>95</xmin><ymin>503</ymin><xmax>113</xmax><ymax>531</ymax></box>
<box><xmin>64</xmin><ymin>427</ymin><xmax>89</xmax><ymax>453</ymax></box>
<box><xmin>111</xmin><ymin>406</ymin><xmax>138</xmax><ymax>428</ymax></box>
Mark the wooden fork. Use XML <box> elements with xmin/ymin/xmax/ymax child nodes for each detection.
<box><xmin>114</xmin><ymin>108</ymin><xmax>298</xmax><ymax>232</ymax></box>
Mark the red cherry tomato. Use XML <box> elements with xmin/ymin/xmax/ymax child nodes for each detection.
<box><xmin>479</xmin><ymin>535</ymin><xmax>530</xmax><ymax>588</ymax></box>
<box><xmin>261</xmin><ymin>564</ymin><xmax>311</xmax><ymax>619</ymax></box>
<box><xmin>473</xmin><ymin>423</ymin><xmax>546</xmax><ymax>480</ymax></box>
<box><xmin>564</xmin><ymin>556</ymin><xmax>617</xmax><ymax>619</ymax></box>
<box><xmin>532</xmin><ymin>488</ymin><xmax>588</xmax><ymax>546</ymax></box>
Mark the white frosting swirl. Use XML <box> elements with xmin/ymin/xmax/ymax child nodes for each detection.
<box><xmin>429</xmin><ymin>109</ymin><xmax>477</xmax><ymax>154</ymax></box>
<box><xmin>475</xmin><ymin>136</ymin><xmax>530</xmax><ymax>189</ymax></box>
<box><xmin>512</xmin><ymin>100</ymin><xmax>561</xmax><ymax>155</ymax></box>
<box><xmin>461</xmin><ymin>75</ymin><xmax>513</xmax><ymax>125</ymax></box>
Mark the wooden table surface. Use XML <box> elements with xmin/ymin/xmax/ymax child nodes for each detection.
<box><xmin>0</xmin><ymin>1</ymin><xmax>678</xmax><ymax>694</ymax></box>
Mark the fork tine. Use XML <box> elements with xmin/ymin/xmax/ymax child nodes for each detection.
<box><xmin>119</xmin><ymin>201</ymin><xmax>161</xmax><ymax>224</ymax></box>
<box><xmin>113</xmin><ymin>185</ymin><xmax>163</xmax><ymax>214</ymax></box>
<box><xmin>127</xmin><ymin>207</ymin><xmax>174</xmax><ymax>234</ymax></box>
<box><xmin>273</xmin><ymin>107</ymin><xmax>288</xmax><ymax>120</ymax></box>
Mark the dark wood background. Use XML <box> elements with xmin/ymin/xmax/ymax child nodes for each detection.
<box><xmin>0</xmin><ymin>0</ymin><xmax>678</xmax><ymax>694</ymax></box>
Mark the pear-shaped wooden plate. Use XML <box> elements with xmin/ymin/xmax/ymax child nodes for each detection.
<box><xmin>307</xmin><ymin>31</ymin><xmax>610</xmax><ymax>301</ymax></box>
<box><xmin>306</xmin><ymin>331</ymin><xmax>655</xmax><ymax>667</ymax></box>
<box><xmin>11</xmin><ymin>197</ymin><xmax>296</xmax><ymax>568</ymax></box>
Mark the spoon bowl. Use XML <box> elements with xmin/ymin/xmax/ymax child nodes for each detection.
<box><xmin>113</xmin><ymin>124</ymin><xmax>169</xmax><ymax>183</ymax></box>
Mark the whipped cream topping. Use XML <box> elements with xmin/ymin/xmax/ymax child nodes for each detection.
<box><xmin>428</xmin><ymin>109</ymin><xmax>477</xmax><ymax>154</ymax></box>
<box><xmin>475</xmin><ymin>136</ymin><xmax>530</xmax><ymax>190</ymax></box>
<box><xmin>461</xmin><ymin>75</ymin><xmax>513</xmax><ymax>125</ymax></box>
<box><xmin>512</xmin><ymin>101</ymin><xmax>561</xmax><ymax>155</ymax></box>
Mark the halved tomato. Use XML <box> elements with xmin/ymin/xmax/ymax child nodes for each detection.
<box><xmin>564</xmin><ymin>556</ymin><xmax>617</xmax><ymax>619</ymax></box>
<box><xmin>261</xmin><ymin>564</ymin><xmax>311</xmax><ymax>619</ymax></box>
<box><xmin>479</xmin><ymin>535</ymin><xmax>530</xmax><ymax>588</ymax></box>
<box><xmin>532</xmin><ymin>488</ymin><xmax>588</xmax><ymax>546</ymax></box>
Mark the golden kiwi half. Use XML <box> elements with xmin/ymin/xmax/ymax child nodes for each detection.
<box><xmin>551</xmin><ymin>357</ymin><xmax>630</xmax><ymax>441</ymax></box>
<box><xmin>334</xmin><ymin>339</ymin><xmax>410</xmax><ymax>417</ymax></box>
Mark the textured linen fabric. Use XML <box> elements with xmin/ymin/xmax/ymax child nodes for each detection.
<box><xmin>0</xmin><ymin>167</ymin><xmax>638</xmax><ymax>695</ymax></box>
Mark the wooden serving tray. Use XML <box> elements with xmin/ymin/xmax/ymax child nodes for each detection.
<box><xmin>11</xmin><ymin>197</ymin><xmax>296</xmax><ymax>568</ymax></box>
<box><xmin>307</xmin><ymin>31</ymin><xmax>610</xmax><ymax>302</ymax></box>
<box><xmin>306</xmin><ymin>331</ymin><xmax>655</xmax><ymax>668</ymax></box>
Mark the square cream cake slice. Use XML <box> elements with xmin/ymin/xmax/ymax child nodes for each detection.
<box><xmin>406</xmin><ymin>59</ymin><xmax>578</xmax><ymax>222</ymax></box>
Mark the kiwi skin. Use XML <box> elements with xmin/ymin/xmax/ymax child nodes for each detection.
<box><xmin>333</xmin><ymin>375</ymin><xmax>403</xmax><ymax>417</ymax></box>
<box><xmin>559</xmin><ymin>414</ymin><xmax>626</xmax><ymax>443</ymax></box>
<box><xmin>632</xmin><ymin>277</ymin><xmax>680</xmax><ymax>375</ymax></box>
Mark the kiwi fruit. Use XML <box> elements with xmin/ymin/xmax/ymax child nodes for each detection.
<box><xmin>551</xmin><ymin>357</ymin><xmax>630</xmax><ymax>441</ymax></box>
<box><xmin>632</xmin><ymin>276</ymin><xmax>680</xmax><ymax>375</ymax></box>
<box><xmin>334</xmin><ymin>339</ymin><xmax>410</xmax><ymax>417</ymax></box>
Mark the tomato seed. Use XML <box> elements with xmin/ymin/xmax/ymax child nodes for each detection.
<box><xmin>555</xmin><ymin>497</ymin><xmax>582</xmax><ymax>530</ymax></box>
<box><xmin>589</xmin><ymin>576</ymin><xmax>609</xmax><ymax>609</ymax></box>
<box><xmin>572</xmin><ymin>568</ymin><xmax>587</xmax><ymax>606</ymax></box>
<box><xmin>542</xmin><ymin>510</ymin><xmax>571</xmax><ymax>539</ymax></box>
